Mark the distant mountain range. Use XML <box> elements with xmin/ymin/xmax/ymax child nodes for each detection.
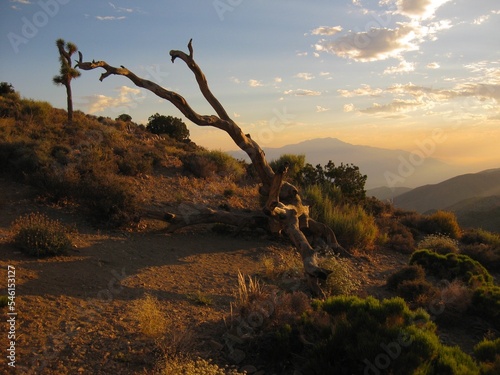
<box><xmin>230</xmin><ymin>137</ymin><xmax>463</xmax><ymax>189</ymax></box>
<box><xmin>392</xmin><ymin>169</ymin><xmax>500</xmax><ymax>232</ymax></box>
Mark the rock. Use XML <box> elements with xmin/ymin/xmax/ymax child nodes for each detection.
<box><xmin>227</xmin><ymin>348</ymin><xmax>246</xmax><ymax>364</ymax></box>
<box><xmin>240</xmin><ymin>365</ymin><xmax>257</xmax><ymax>374</ymax></box>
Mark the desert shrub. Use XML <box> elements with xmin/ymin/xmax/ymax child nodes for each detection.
<box><xmin>410</xmin><ymin>249</ymin><xmax>493</xmax><ymax>286</ymax></box>
<box><xmin>326</xmin><ymin>204</ymin><xmax>378</xmax><ymax>249</ymax></box>
<box><xmin>302</xmin><ymin>296</ymin><xmax>477</xmax><ymax>374</ymax></box>
<box><xmin>270</xmin><ymin>153</ymin><xmax>306</xmax><ymax>184</ymax></box>
<box><xmin>10</xmin><ymin>212</ymin><xmax>72</xmax><ymax>257</ymax></box>
<box><xmin>387</xmin><ymin>265</ymin><xmax>426</xmax><ymax>290</ymax></box>
<box><xmin>461</xmin><ymin>228</ymin><xmax>500</xmax><ymax>246</ymax></box>
<box><xmin>182</xmin><ymin>150</ymin><xmax>245</xmax><ymax>180</ymax></box>
<box><xmin>460</xmin><ymin>229</ymin><xmax>500</xmax><ymax>272</ymax></box>
<box><xmin>160</xmin><ymin>356</ymin><xmax>245</xmax><ymax>375</ymax></box>
<box><xmin>0</xmin><ymin>295</ymin><xmax>8</xmax><ymax>308</ymax></box>
<box><xmin>304</xmin><ymin>185</ymin><xmax>377</xmax><ymax>249</ymax></box>
<box><xmin>418</xmin><ymin>234</ymin><xmax>460</xmax><ymax>254</ymax></box>
<box><xmin>470</xmin><ymin>285</ymin><xmax>500</xmax><ymax>329</ymax></box>
<box><xmin>377</xmin><ymin>216</ymin><xmax>416</xmax><ymax>254</ymax></box>
<box><xmin>320</xmin><ymin>255</ymin><xmax>360</xmax><ymax>295</ymax></box>
<box><xmin>475</xmin><ymin>338</ymin><xmax>500</xmax><ymax>375</ymax></box>
<box><xmin>419</xmin><ymin>211</ymin><xmax>461</xmax><ymax>239</ymax></box>
<box><xmin>130</xmin><ymin>293</ymin><xmax>167</xmax><ymax>337</ymax></box>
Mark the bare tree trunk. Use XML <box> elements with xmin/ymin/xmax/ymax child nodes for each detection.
<box><xmin>76</xmin><ymin>39</ymin><xmax>350</xmax><ymax>290</ymax></box>
<box><xmin>66</xmin><ymin>81</ymin><xmax>73</xmax><ymax>125</ymax></box>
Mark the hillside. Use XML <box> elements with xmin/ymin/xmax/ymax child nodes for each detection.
<box><xmin>449</xmin><ymin>195</ymin><xmax>500</xmax><ymax>232</ymax></box>
<box><xmin>393</xmin><ymin>168</ymin><xmax>500</xmax><ymax>214</ymax></box>
<box><xmin>367</xmin><ymin>186</ymin><xmax>413</xmax><ymax>201</ymax></box>
<box><xmin>1</xmin><ymin>91</ymin><xmax>500</xmax><ymax>374</ymax></box>
<box><xmin>230</xmin><ymin>137</ymin><xmax>462</xmax><ymax>189</ymax></box>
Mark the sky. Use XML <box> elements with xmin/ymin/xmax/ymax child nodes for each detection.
<box><xmin>1</xmin><ymin>0</ymin><xmax>499</xmax><ymax>173</ymax></box>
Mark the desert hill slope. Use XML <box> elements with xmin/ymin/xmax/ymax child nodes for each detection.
<box><xmin>393</xmin><ymin>168</ymin><xmax>500</xmax><ymax>213</ymax></box>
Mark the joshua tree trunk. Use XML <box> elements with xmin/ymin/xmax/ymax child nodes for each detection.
<box><xmin>66</xmin><ymin>80</ymin><xmax>73</xmax><ymax>124</ymax></box>
<box><xmin>76</xmin><ymin>39</ymin><xmax>350</xmax><ymax>292</ymax></box>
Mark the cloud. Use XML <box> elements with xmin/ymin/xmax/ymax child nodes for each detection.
<box><xmin>248</xmin><ymin>79</ymin><xmax>263</xmax><ymax>87</ymax></box>
<box><xmin>427</xmin><ymin>62</ymin><xmax>440</xmax><ymax>69</ymax></box>
<box><xmin>310</xmin><ymin>26</ymin><xmax>343</xmax><ymax>36</ymax></box>
<box><xmin>314</xmin><ymin>24</ymin><xmax>419</xmax><ymax>62</ymax></box>
<box><xmin>96</xmin><ymin>16</ymin><xmax>126</xmax><ymax>21</ymax></box>
<box><xmin>295</xmin><ymin>72</ymin><xmax>315</xmax><ymax>80</ymax></box>
<box><xmin>312</xmin><ymin>0</ymin><xmax>453</xmax><ymax>63</ymax></box>
<box><xmin>360</xmin><ymin>99</ymin><xmax>424</xmax><ymax>114</ymax></box>
<box><xmin>383</xmin><ymin>59</ymin><xmax>415</xmax><ymax>74</ymax></box>
<box><xmin>83</xmin><ymin>86</ymin><xmax>144</xmax><ymax>113</ymax></box>
<box><xmin>10</xmin><ymin>0</ymin><xmax>30</xmax><ymax>4</ymax></box>
<box><xmin>284</xmin><ymin>89</ymin><xmax>321</xmax><ymax>96</ymax></box>
<box><xmin>109</xmin><ymin>2</ymin><xmax>134</xmax><ymax>13</ymax></box>
<box><xmin>473</xmin><ymin>15</ymin><xmax>490</xmax><ymax>25</ymax></box>
<box><xmin>395</xmin><ymin>0</ymin><xmax>453</xmax><ymax>20</ymax></box>
<box><xmin>344</xmin><ymin>103</ymin><xmax>355</xmax><ymax>112</ymax></box>
<box><xmin>338</xmin><ymin>84</ymin><xmax>383</xmax><ymax>97</ymax></box>
<box><xmin>274</xmin><ymin>77</ymin><xmax>282</xmax><ymax>83</ymax></box>
<box><xmin>316</xmin><ymin>106</ymin><xmax>330</xmax><ymax>112</ymax></box>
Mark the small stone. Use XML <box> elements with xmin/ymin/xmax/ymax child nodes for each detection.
<box><xmin>228</xmin><ymin>349</ymin><xmax>246</xmax><ymax>364</ymax></box>
<box><xmin>240</xmin><ymin>365</ymin><xmax>257</xmax><ymax>374</ymax></box>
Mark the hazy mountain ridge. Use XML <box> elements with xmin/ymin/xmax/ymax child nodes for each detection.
<box><xmin>393</xmin><ymin>168</ymin><xmax>500</xmax><ymax>213</ymax></box>
<box><xmin>230</xmin><ymin>137</ymin><xmax>463</xmax><ymax>189</ymax></box>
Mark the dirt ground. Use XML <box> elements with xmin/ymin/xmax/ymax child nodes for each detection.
<box><xmin>0</xmin><ymin>177</ymin><xmax>488</xmax><ymax>374</ymax></box>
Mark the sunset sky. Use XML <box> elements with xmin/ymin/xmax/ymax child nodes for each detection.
<box><xmin>1</xmin><ymin>0</ymin><xmax>499</xmax><ymax>172</ymax></box>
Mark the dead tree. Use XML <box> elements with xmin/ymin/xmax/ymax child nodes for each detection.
<box><xmin>76</xmin><ymin>39</ymin><xmax>350</xmax><ymax>292</ymax></box>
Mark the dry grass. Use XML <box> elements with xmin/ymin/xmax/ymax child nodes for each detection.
<box><xmin>130</xmin><ymin>293</ymin><xmax>167</xmax><ymax>338</ymax></box>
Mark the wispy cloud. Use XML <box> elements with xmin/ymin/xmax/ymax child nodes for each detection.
<box><xmin>96</xmin><ymin>16</ymin><xmax>126</xmax><ymax>21</ymax></box>
<box><xmin>310</xmin><ymin>26</ymin><xmax>343</xmax><ymax>36</ymax></box>
<box><xmin>83</xmin><ymin>86</ymin><xmax>144</xmax><ymax>113</ymax></box>
<box><xmin>316</xmin><ymin>105</ymin><xmax>329</xmax><ymax>112</ymax></box>
<box><xmin>383</xmin><ymin>59</ymin><xmax>415</xmax><ymax>75</ymax></box>
<box><xmin>427</xmin><ymin>62</ymin><xmax>440</xmax><ymax>69</ymax></box>
<box><xmin>248</xmin><ymin>79</ymin><xmax>263</xmax><ymax>87</ymax></box>
<box><xmin>338</xmin><ymin>84</ymin><xmax>383</xmax><ymax>97</ymax></box>
<box><xmin>284</xmin><ymin>89</ymin><xmax>321</xmax><ymax>96</ymax></box>
<box><xmin>295</xmin><ymin>72</ymin><xmax>315</xmax><ymax>80</ymax></box>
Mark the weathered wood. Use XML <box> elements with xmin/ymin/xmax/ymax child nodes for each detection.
<box><xmin>77</xmin><ymin>39</ymin><xmax>351</xmax><ymax>290</ymax></box>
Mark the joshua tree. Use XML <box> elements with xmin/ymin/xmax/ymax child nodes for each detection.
<box><xmin>53</xmin><ymin>38</ymin><xmax>81</xmax><ymax>125</ymax></box>
<box><xmin>76</xmin><ymin>39</ymin><xmax>351</xmax><ymax>293</ymax></box>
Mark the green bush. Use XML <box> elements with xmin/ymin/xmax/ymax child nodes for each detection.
<box><xmin>11</xmin><ymin>212</ymin><xmax>72</xmax><ymax>257</ymax></box>
<box><xmin>302</xmin><ymin>296</ymin><xmax>477</xmax><ymax>374</ymax></box>
<box><xmin>418</xmin><ymin>234</ymin><xmax>459</xmax><ymax>254</ymax></box>
<box><xmin>410</xmin><ymin>249</ymin><xmax>493</xmax><ymax>286</ymax></box>
<box><xmin>269</xmin><ymin>153</ymin><xmax>305</xmax><ymax>184</ymax></box>
<box><xmin>387</xmin><ymin>265</ymin><xmax>426</xmax><ymax>290</ymax></box>
<box><xmin>475</xmin><ymin>338</ymin><xmax>500</xmax><ymax>375</ymax></box>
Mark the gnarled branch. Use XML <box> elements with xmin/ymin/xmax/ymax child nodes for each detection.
<box><xmin>78</xmin><ymin>39</ymin><xmax>351</xmax><ymax>289</ymax></box>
